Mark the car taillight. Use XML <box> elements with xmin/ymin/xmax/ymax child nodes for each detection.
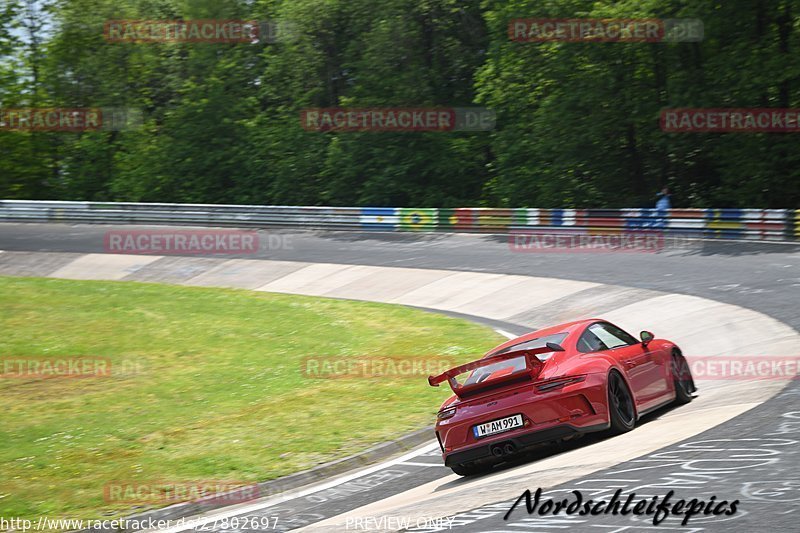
<box><xmin>437</xmin><ymin>407</ymin><xmax>457</xmax><ymax>420</ymax></box>
<box><xmin>536</xmin><ymin>375</ymin><xmax>586</xmax><ymax>392</ymax></box>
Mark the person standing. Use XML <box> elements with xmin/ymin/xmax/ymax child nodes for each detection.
<box><xmin>656</xmin><ymin>187</ymin><xmax>672</xmax><ymax>210</ymax></box>
<box><xmin>651</xmin><ymin>186</ymin><xmax>672</xmax><ymax>231</ymax></box>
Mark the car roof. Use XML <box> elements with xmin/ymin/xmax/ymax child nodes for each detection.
<box><xmin>486</xmin><ymin>318</ymin><xmax>602</xmax><ymax>356</ymax></box>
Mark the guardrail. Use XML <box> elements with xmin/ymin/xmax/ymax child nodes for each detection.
<box><xmin>0</xmin><ymin>200</ymin><xmax>796</xmax><ymax>241</ymax></box>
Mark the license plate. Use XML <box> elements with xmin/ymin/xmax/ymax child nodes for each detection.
<box><xmin>473</xmin><ymin>414</ymin><xmax>524</xmax><ymax>438</ymax></box>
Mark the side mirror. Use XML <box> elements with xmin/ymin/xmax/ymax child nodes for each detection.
<box><xmin>640</xmin><ymin>331</ymin><xmax>654</xmax><ymax>346</ymax></box>
<box><xmin>545</xmin><ymin>342</ymin><xmax>566</xmax><ymax>352</ymax></box>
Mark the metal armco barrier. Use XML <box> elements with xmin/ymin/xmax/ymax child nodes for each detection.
<box><xmin>0</xmin><ymin>200</ymin><xmax>795</xmax><ymax>241</ymax></box>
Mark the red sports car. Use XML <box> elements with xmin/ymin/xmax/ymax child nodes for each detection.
<box><xmin>428</xmin><ymin>319</ymin><xmax>696</xmax><ymax>476</ymax></box>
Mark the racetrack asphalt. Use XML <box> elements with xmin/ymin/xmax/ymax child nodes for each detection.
<box><xmin>1</xmin><ymin>223</ymin><xmax>799</xmax><ymax>532</ymax></box>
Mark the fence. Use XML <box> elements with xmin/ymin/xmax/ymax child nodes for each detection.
<box><xmin>0</xmin><ymin>201</ymin><xmax>796</xmax><ymax>241</ymax></box>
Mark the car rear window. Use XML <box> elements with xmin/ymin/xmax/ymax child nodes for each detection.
<box><xmin>489</xmin><ymin>332</ymin><xmax>568</xmax><ymax>360</ymax></box>
<box><xmin>462</xmin><ymin>355</ymin><xmax>528</xmax><ymax>386</ymax></box>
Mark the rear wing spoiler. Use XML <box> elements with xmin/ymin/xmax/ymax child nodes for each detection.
<box><xmin>427</xmin><ymin>343</ymin><xmax>564</xmax><ymax>396</ymax></box>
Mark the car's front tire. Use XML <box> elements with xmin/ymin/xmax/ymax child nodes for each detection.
<box><xmin>607</xmin><ymin>371</ymin><xmax>636</xmax><ymax>435</ymax></box>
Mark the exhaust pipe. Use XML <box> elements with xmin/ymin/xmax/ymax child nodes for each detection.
<box><xmin>491</xmin><ymin>442</ymin><xmax>517</xmax><ymax>457</ymax></box>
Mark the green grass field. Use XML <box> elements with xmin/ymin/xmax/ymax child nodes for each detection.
<box><xmin>0</xmin><ymin>276</ymin><xmax>504</xmax><ymax>521</ymax></box>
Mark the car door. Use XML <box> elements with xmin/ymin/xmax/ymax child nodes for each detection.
<box><xmin>582</xmin><ymin>323</ymin><xmax>667</xmax><ymax>411</ymax></box>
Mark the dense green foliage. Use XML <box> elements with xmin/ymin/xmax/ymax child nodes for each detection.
<box><xmin>1</xmin><ymin>0</ymin><xmax>799</xmax><ymax>208</ymax></box>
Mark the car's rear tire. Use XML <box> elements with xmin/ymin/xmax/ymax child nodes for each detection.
<box><xmin>450</xmin><ymin>462</ymin><xmax>487</xmax><ymax>476</ymax></box>
<box><xmin>672</xmin><ymin>350</ymin><xmax>695</xmax><ymax>405</ymax></box>
<box><xmin>607</xmin><ymin>371</ymin><xmax>636</xmax><ymax>435</ymax></box>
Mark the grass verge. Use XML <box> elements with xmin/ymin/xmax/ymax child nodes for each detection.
<box><xmin>0</xmin><ymin>276</ymin><xmax>503</xmax><ymax>521</ymax></box>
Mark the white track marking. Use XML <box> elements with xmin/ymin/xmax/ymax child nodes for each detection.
<box><xmin>494</xmin><ymin>328</ymin><xmax>517</xmax><ymax>339</ymax></box>
<box><xmin>396</xmin><ymin>461</ymin><xmax>445</xmax><ymax>468</ymax></box>
<box><xmin>147</xmin><ymin>442</ymin><xmax>440</xmax><ymax>533</ymax></box>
